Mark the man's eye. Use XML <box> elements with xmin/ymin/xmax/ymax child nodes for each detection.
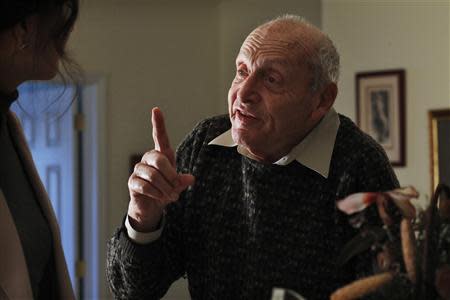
<box><xmin>267</xmin><ymin>76</ymin><xmax>276</xmax><ymax>83</ymax></box>
<box><xmin>265</xmin><ymin>75</ymin><xmax>279</xmax><ymax>84</ymax></box>
<box><xmin>237</xmin><ymin>69</ymin><xmax>247</xmax><ymax>77</ymax></box>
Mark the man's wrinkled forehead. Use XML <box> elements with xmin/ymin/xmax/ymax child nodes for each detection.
<box><xmin>237</xmin><ymin>25</ymin><xmax>314</xmax><ymax>65</ymax></box>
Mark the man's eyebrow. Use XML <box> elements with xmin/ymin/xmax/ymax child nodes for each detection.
<box><xmin>259</xmin><ymin>58</ymin><xmax>290</xmax><ymax>67</ymax></box>
<box><xmin>236</xmin><ymin>56</ymin><xmax>290</xmax><ymax>68</ymax></box>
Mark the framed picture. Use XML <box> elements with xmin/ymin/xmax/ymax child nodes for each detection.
<box><xmin>356</xmin><ymin>69</ymin><xmax>406</xmax><ymax>166</ymax></box>
<box><xmin>429</xmin><ymin>109</ymin><xmax>450</xmax><ymax>193</ymax></box>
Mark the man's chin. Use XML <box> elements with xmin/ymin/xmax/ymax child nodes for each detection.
<box><xmin>231</xmin><ymin>127</ymin><xmax>249</xmax><ymax>142</ymax></box>
<box><xmin>231</xmin><ymin>128</ymin><xmax>261</xmax><ymax>149</ymax></box>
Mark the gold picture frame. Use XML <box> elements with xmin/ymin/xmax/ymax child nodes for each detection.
<box><xmin>429</xmin><ymin>109</ymin><xmax>450</xmax><ymax>193</ymax></box>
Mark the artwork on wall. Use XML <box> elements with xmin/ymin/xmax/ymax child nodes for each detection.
<box><xmin>429</xmin><ymin>109</ymin><xmax>450</xmax><ymax>193</ymax></box>
<box><xmin>356</xmin><ymin>69</ymin><xmax>406</xmax><ymax>166</ymax></box>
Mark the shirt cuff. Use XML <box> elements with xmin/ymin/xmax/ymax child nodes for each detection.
<box><xmin>124</xmin><ymin>215</ymin><xmax>165</xmax><ymax>245</ymax></box>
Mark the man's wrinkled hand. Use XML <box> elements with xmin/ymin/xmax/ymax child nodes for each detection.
<box><xmin>127</xmin><ymin>107</ymin><xmax>195</xmax><ymax>232</ymax></box>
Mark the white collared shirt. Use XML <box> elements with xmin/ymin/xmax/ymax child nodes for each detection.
<box><xmin>208</xmin><ymin>108</ymin><xmax>340</xmax><ymax>178</ymax></box>
<box><xmin>126</xmin><ymin>108</ymin><xmax>340</xmax><ymax>243</ymax></box>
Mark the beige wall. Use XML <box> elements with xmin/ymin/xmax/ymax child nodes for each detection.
<box><xmin>323</xmin><ymin>0</ymin><xmax>450</xmax><ymax>203</ymax></box>
<box><xmin>71</xmin><ymin>0</ymin><xmax>220</xmax><ymax>234</ymax></box>
<box><xmin>70</xmin><ymin>1</ymin><xmax>221</xmax><ymax>298</ymax></box>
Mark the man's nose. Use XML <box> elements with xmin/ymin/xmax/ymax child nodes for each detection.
<box><xmin>237</xmin><ymin>73</ymin><xmax>260</xmax><ymax>103</ymax></box>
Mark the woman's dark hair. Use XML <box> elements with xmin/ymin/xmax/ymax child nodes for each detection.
<box><xmin>1</xmin><ymin>0</ymin><xmax>82</xmax><ymax>117</ymax></box>
<box><xmin>0</xmin><ymin>0</ymin><xmax>79</xmax><ymax>57</ymax></box>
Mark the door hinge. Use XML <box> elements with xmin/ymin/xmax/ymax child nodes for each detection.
<box><xmin>76</xmin><ymin>260</ymin><xmax>86</xmax><ymax>278</ymax></box>
<box><xmin>74</xmin><ymin>113</ymin><xmax>85</xmax><ymax>131</ymax></box>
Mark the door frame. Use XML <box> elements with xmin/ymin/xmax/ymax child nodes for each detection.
<box><xmin>80</xmin><ymin>74</ymin><xmax>109</xmax><ymax>299</ymax></box>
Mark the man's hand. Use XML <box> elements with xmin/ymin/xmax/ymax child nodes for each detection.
<box><xmin>127</xmin><ymin>107</ymin><xmax>195</xmax><ymax>232</ymax></box>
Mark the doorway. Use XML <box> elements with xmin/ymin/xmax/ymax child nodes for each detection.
<box><xmin>11</xmin><ymin>77</ymin><xmax>107</xmax><ymax>300</ymax></box>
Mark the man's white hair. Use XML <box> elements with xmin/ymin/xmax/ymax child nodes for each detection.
<box><xmin>264</xmin><ymin>14</ymin><xmax>340</xmax><ymax>91</ymax></box>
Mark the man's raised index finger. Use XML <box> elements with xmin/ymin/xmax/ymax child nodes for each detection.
<box><xmin>152</xmin><ymin>107</ymin><xmax>172</xmax><ymax>154</ymax></box>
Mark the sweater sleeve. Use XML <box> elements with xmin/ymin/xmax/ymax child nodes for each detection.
<box><xmin>106</xmin><ymin>223</ymin><xmax>183</xmax><ymax>300</ymax></box>
<box><xmin>106</xmin><ymin>121</ymin><xmax>205</xmax><ymax>300</ymax></box>
<box><xmin>341</xmin><ymin>136</ymin><xmax>402</xmax><ymax>299</ymax></box>
<box><xmin>353</xmin><ymin>137</ymin><xmax>401</xmax><ymax>241</ymax></box>
<box><xmin>355</xmin><ymin>140</ymin><xmax>400</xmax><ymax>192</ymax></box>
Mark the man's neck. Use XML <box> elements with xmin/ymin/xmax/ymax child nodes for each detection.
<box><xmin>247</xmin><ymin>115</ymin><xmax>326</xmax><ymax>163</ymax></box>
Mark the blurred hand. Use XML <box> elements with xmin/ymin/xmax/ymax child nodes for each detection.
<box><xmin>127</xmin><ymin>107</ymin><xmax>195</xmax><ymax>232</ymax></box>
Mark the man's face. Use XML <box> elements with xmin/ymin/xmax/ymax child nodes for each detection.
<box><xmin>228</xmin><ymin>25</ymin><xmax>320</xmax><ymax>162</ymax></box>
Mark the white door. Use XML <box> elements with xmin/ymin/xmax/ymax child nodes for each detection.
<box><xmin>12</xmin><ymin>79</ymin><xmax>108</xmax><ymax>300</ymax></box>
<box><xmin>12</xmin><ymin>82</ymin><xmax>77</xmax><ymax>289</ymax></box>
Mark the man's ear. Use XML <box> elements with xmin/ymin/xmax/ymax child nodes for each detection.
<box><xmin>311</xmin><ymin>82</ymin><xmax>338</xmax><ymax>121</ymax></box>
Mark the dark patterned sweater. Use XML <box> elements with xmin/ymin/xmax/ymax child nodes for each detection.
<box><xmin>107</xmin><ymin>114</ymin><xmax>399</xmax><ymax>300</ymax></box>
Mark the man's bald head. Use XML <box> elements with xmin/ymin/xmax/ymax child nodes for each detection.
<box><xmin>245</xmin><ymin>15</ymin><xmax>340</xmax><ymax>92</ymax></box>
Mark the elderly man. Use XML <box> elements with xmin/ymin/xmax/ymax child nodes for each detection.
<box><xmin>107</xmin><ymin>15</ymin><xmax>398</xmax><ymax>300</ymax></box>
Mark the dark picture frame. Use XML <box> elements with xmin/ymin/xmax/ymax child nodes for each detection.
<box><xmin>356</xmin><ymin>69</ymin><xmax>406</xmax><ymax>166</ymax></box>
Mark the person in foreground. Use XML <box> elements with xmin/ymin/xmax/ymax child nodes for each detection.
<box><xmin>0</xmin><ymin>0</ymin><xmax>79</xmax><ymax>299</ymax></box>
<box><xmin>107</xmin><ymin>15</ymin><xmax>399</xmax><ymax>300</ymax></box>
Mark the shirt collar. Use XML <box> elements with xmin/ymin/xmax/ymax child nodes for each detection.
<box><xmin>208</xmin><ymin>108</ymin><xmax>340</xmax><ymax>178</ymax></box>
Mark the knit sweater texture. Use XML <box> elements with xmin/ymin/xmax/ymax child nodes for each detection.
<box><xmin>107</xmin><ymin>114</ymin><xmax>399</xmax><ymax>300</ymax></box>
